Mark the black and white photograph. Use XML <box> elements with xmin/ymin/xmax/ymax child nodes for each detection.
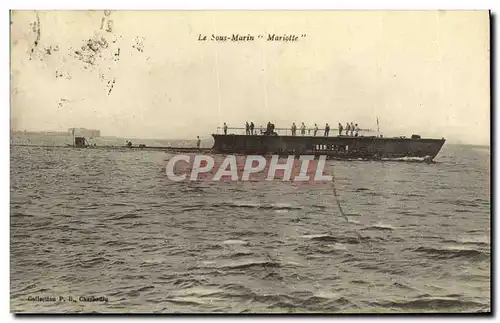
<box><xmin>9</xmin><ymin>9</ymin><xmax>491</xmax><ymax>314</ymax></box>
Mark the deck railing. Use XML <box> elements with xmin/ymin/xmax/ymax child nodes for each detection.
<box><xmin>215</xmin><ymin>127</ymin><xmax>374</xmax><ymax>136</ymax></box>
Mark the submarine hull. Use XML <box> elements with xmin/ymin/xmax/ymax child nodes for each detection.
<box><xmin>212</xmin><ymin>134</ymin><xmax>446</xmax><ymax>160</ymax></box>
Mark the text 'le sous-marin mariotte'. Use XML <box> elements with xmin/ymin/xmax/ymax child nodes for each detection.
<box><xmin>197</xmin><ymin>33</ymin><xmax>307</xmax><ymax>42</ymax></box>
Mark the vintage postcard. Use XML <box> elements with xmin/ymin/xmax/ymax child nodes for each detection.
<box><xmin>10</xmin><ymin>10</ymin><xmax>490</xmax><ymax>314</ymax></box>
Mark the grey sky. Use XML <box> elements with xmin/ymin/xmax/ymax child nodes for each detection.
<box><xmin>11</xmin><ymin>10</ymin><xmax>490</xmax><ymax>145</ymax></box>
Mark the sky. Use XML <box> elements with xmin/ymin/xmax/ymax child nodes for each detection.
<box><xmin>10</xmin><ymin>10</ymin><xmax>490</xmax><ymax>145</ymax></box>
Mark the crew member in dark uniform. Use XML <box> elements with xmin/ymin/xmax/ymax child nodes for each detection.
<box><xmin>223</xmin><ymin>122</ymin><xmax>228</xmax><ymax>135</ymax></box>
<box><xmin>250</xmin><ymin>122</ymin><xmax>255</xmax><ymax>135</ymax></box>
<box><xmin>324</xmin><ymin>123</ymin><xmax>330</xmax><ymax>137</ymax></box>
<box><xmin>245</xmin><ymin>122</ymin><xmax>250</xmax><ymax>135</ymax></box>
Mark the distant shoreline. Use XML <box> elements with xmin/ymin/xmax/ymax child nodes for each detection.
<box><xmin>10</xmin><ymin>131</ymin><xmax>201</xmax><ymax>142</ymax></box>
<box><xmin>10</xmin><ymin>131</ymin><xmax>489</xmax><ymax>147</ymax></box>
<box><xmin>11</xmin><ymin>131</ymin><xmax>71</xmax><ymax>136</ymax></box>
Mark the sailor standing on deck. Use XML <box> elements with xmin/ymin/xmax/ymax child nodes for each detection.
<box><xmin>300</xmin><ymin>122</ymin><xmax>306</xmax><ymax>136</ymax></box>
<box><xmin>313</xmin><ymin>124</ymin><xmax>319</xmax><ymax>136</ymax></box>
<box><xmin>350</xmin><ymin>122</ymin><xmax>355</xmax><ymax>136</ymax></box>
<box><xmin>345</xmin><ymin>122</ymin><xmax>350</xmax><ymax>136</ymax></box>
<box><xmin>196</xmin><ymin>136</ymin><xmax>201</xmax><ymax>149</ymax></box>
<box><xmin>338</xmin><ymin>123</ymin><xmax>343</xmax><ymax>136</ymax></box>
<box><xmin>355</xmin><ymin>124</ymin><xmax>360</xmax><ymax>137</ymax></box>
<box><xmin>245</xmin><ymin>122</ymin><xmax>250</xmax><ymax>135</ymax></box>
<box><xmin>324</xmin><ymin>123</ymin><xmax>330</xmax><ymax>136</ymax></box>
<box><xmin>291</xmin><ymin>122</ymin><xmax>297</xmax><ymax>136</ymax></box>
<box><xmin>250</xmin><ymin>122</ymin><xmax>255</xmax><ymax>135</ymax></box>
<box><xmin>223</xmin><ymin>122</ymin><xmax>228</xmax><ymax>135</ymax></box>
